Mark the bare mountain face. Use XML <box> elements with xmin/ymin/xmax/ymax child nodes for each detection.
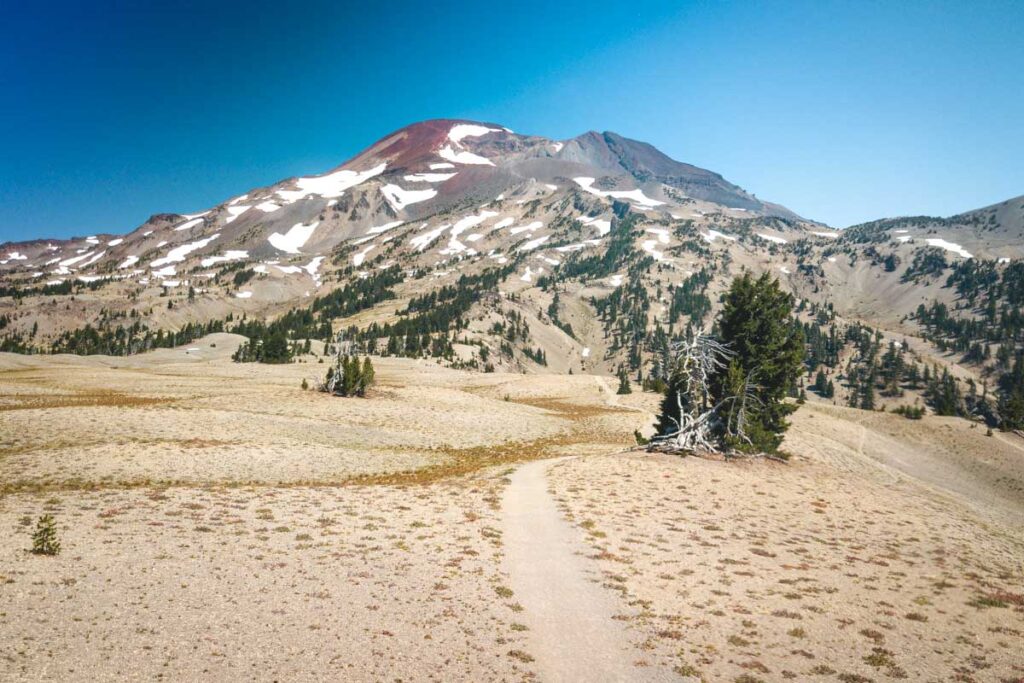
<box><xmin>0</xmin><ymin>119</ymin><xmax>1021</xmax><ymax>382</ymax></box>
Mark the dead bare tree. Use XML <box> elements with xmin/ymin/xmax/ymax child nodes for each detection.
<box><xmin>648</xmin><ymin>334</ymin><xmax>760</xmax><ymax>455</ymax></box>
<box><xmin>317</xmin><ymin>331</ymin><xmax>349</xmax><ymax>395</ymax></box>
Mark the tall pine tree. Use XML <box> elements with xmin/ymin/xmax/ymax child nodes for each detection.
<box><xmin>712</xmin><ymin>273</ymin><xmax>805</xmax><ymax>453</ymax></box>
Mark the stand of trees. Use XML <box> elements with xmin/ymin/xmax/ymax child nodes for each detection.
<box><xmin>232</xmin><ymin>328</ymin><xmax>292</xmax><ymax>364</ymax></box>
<box><xmin>319</xmin><ymin>347</ymin><xmax>375</xmax><ymax>397</ymax></box>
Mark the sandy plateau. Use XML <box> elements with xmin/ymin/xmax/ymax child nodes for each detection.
<box><xmin>2</xmin><ymin>335</ymin><xmax>1023</xmax><ymax>682</ymax></box>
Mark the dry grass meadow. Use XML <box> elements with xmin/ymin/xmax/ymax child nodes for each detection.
<box><xmin>1</xmin><ymin>335</ymin><xmax>1022</xmax><ymax>681</ymax></box>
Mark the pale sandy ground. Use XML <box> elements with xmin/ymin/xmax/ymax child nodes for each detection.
<box><xmin>0</xmin><ymin>334</ymin><xmax>626</xmax><ymax>489</ymax></box>
<box><xmin>1</xmin><ymin>480</ymin><xmax>528</xmax><ymax>681</ymax></box>
<box><xmin>0</xmin><ymin>337</ymin><xmax>644</xmax><ymax>681</ymax></box>
<box><xmin>547</xmin><ymin>402</ymin><xmax>1024</xmax><ymax>682</ymax></box>
<box><xmin>2</xmin><ymin>339</ymin><xmax>1023</xmax><ymax>681</ymax></box>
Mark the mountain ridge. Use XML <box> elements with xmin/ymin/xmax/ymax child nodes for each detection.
<box><xmin>0</xmin><ymin>118</ymin><xmax>803</xmax><ymax>251</ymax></box>
<box><xmin>1</xmin><ymin>119</ymin><xmax>1022</xmax><ymax>404</ymax></box>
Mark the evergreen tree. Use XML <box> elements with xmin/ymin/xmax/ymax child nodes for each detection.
<box><xmin>261</xmin><ymin>330</ymin><xmax>291</xmax><ymax>364</ymax></box>
<box><xmin>928</xmin><ymin>368</ymin><xmax>962</xmax><ymax>416</ymax></box>
<box><xmin>31</xmin><ymin>515</ymin><xmax>60</xmax><ymax>556</ymax></box>
<box><xmin>712</xmin><ymin>273</ymin><xmax>805</xmax><ymax>452</ymax></box>
<box><xmin>358</xmin><ymin>357</ymin><xmax>376</xmax><ymax>396</ymax></box>
<box><xmin>342</xmin><ymin>356</ymin><xmax>359</xmax><ymax>395</ymax></box>
<box><xmin>860</xmin><ymin>367</ymin><xmax>876</xmax><ymax>410</ymax></box>
<box><xmin>997</xmin><ymin>354</ymin><xmax>1024</xmax><ymax>429</ymax></box>
<box><xmin>321</xmin><ymin>354</ymin><xmax>376</xmax><ymax>398</ymax></box>
<box><xmin>655</xmin><ymin>366</ymin><xmax>688</xmax><ymax>436</ymax></box>
<box><xmin>813</xmin><ymin>369</ymin><xmax>828</xmax><ymax>395</ymax></box>
<box><xmin>616</xmin><ymin>366</ymin><xmax>632</xmax><ymax>395</ymax></box>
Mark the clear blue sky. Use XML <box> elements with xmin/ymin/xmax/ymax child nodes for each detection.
<box><xmin>2</xmin><ymin>0</ymin><xmax>1022</xmax><ymax>242</ymax></box>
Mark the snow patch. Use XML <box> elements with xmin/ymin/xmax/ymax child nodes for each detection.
<box><xmin>58</xmin><ymin>251</ymin><xmax>95</xmax><ymax>268</ymax></box>
<box><xmin>440</xmin><ymin>211</ymin><xmax>498</xmax><ymax>255</ymax></box>
<box><xmin>369</xmin><ymin>220</ymin><xmax>404</xmax><ymax>235</ymax></box>
<box><xmin>107</xmin><ymin>238</ymin><xmax>124</xmax><ymax>246</ymax></box>
<box><xmin>555</xmin><ymin>240</ymin><xmax>602</xmax><ymax>253</ymax></box>
<box><xmin>429</xmin><ymin>162</ymin><xmax>455</xmax><ymax>170</ymax></box>
<box><xmin>276</xmin><ymin>163</ymin><xmax>386</xmax><ymax>203</ymax></box>
<box><xmin>437</xmin><ymin>146</ymin><xmax>494</xmax><ymax>166</ymax></box>
<box><xmin>578</xmin><ymin>215</ymin><xmax>611</xmax><ymax>236</ymax></box>
<box><xmin>381</xmin><ymin>184</ymin><xmax>437</xmax><ymax>211</ymax></box>
<box><xmin>925</xmin><ymin>238</ymin><xmax>972</xmax><ymax>259</ymax></box>
<box><xmin>269</xmin><ymin>221</ymin><xmax>319</xmax><ymax>254</ymax></box>
<box><xmin>235</xmin><ymin>291</ymin><xmax>253</xmax><ymax>299</ymax></box>
<box><xmin>200</xmin><ymin>250</ymin><xmax>249</xmax><ymax>267</ymax></box>
<box><xmin>701</xmin><ymin>229</ymin><xmax>737</xmax><ymax>243</ymax></box>
<box><xmin>756</xmin><ymin>233</ymin><xmax>788</xmax><ymax>245</ymax></box>
<box><xmin>518</xmin><ymin>234</ymin><xmax>551</xmax><ymax>252</ymax></box>
<box><xmin>411</xmin><ymin>224</ymin><xmax>448</xmax><ymax>252</ymax></box>
<box><xmin>573</xmin><ymin>177</ymin><xmax>664</xmax><ymax>207</ymax></box>
<box><xmin>150</xmin><ymin>234</ymin><xmax>220</xmax><ymax>267</ymax></box>
<box><xmin>520</xmin><ymin>266</ymin><xmax>544</xmax><ymax>282</ymax></box>
<box><xmin>353</xmin><ymin>244</ymin><xmax>375</xmax><ymax>267</ymax></box>
<box><xmin>303</xmin><ymin>256</ymin><xmax>325</xmax><ymax>285</ymax></box>
<box><xmin>646</xmin><ymin>227</ymin><xmax>670</xmax><ymax>244</ymax></box>
<box><xmin>225</xmin><ymin>205</ymin><xmax>250</xmax><ymax>224</ymax></box>
<box><xmin>448</xmin><ymin>124</ymin><xmax>500</xmax><ymax>144</ymax></box>
<box><xmin>403</xmin><ymin>172</ymin><xmax>457</xmax><ymax>183</ymax></box>
<box><xmin>174</xmin><ymin>217</ymin><xmax>205</xmax><ymax>231</ymax></box>
<box><xmin>642</xmin><ymin>239</ymin><xmax>668</xmax><ymax>261</ymax></box>
<box><xmin>510</xmin><ymin>221</ymin><xmax>543</xmax><ymax>236</ymax></box>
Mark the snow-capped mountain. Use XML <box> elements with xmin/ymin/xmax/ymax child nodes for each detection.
<box><xmin>1</xmin><ymin>119</ymin><xmax>1021</xmax><ymax>375</ymax></box>
<box><xmin>0</xmin><ymin>119</ymin><xmax>802</xmax><ymax>279</ymax></box>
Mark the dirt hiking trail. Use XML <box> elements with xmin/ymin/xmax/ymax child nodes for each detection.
<box><xmin>501</xmin><ymin>457</ymin><xmax>679</xmax><ymax>682</ymax></box>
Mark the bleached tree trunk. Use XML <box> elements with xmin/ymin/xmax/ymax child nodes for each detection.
<box><xmin>649</xmin><ymin>334</ymin><xmax>759</xmax><ymax>455</ymax></box>
<box><xmin>317</xmin><ymin>331</ymin><xmax>348</xmax><ymax>395</ymax></box>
